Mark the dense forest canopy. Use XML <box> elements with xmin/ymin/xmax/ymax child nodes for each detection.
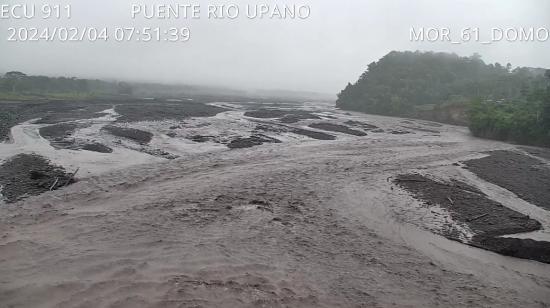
<box><xmin>468</xmin><ymin>71</ymin><xmax>550</xmax><ymax>147</ymax></box>
<box><xmin>337</xmin><ymin>51</ymin><xmax>550</xmax><ymax>146</ymax></box>
<box><xmin>337</xmin><ymin>51</ymin><xmax>547</xmax><ymax>115</ymax></box>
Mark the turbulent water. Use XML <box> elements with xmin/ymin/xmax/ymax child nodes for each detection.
<box><xmin>0</xmin><ymin>101</ymin><xmax>549</xmax><ymax>307</ymax></box>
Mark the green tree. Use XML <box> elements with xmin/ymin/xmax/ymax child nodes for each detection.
<box><xmin>3</xmin><ymin>71</ymin><xmax>27</xmax><ymax>92</ymax></box>
<box><xmin>336</xmin><ymin>51</ymin><xmax>546</xmax><ymax>118</ymax></box>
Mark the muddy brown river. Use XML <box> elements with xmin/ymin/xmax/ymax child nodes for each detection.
<box><xmin>0</xmin><ymin>100</ymin><xmax>549</xmax><ymax>307</ymax></box>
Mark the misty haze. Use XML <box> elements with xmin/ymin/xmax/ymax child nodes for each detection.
<box><xmin>1</xmin><ymin>1</ymin><xmax>550</xmax><ymax>307</ymax></box>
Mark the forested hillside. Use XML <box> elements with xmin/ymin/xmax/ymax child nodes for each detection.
<box><xmin>337</xmin><ymin>51</ymin><xmax>550</xmax><ymax>146</ymax></box>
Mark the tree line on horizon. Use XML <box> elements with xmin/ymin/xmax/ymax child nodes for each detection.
<box><xmin>0</xmin><ymin>72</ymin><xmax>246</xmax><ymax>101</ymax></box>
<box><xmin>0</xmin><ymin>71</ymin><xmax>133</xmax><ymax>98</ymax></box>
<box><xmin>337</xmin><ymin>51</ymin><xmax>550</xmax><ymax>147</ymax></box>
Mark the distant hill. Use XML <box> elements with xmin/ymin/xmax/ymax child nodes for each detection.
<box><xmin>0</xmin><ymin>72</ymin><xmax>330</xmax><ymax>103</ymax></box>
<box><xmin>336</xmin><ymin>51</ymin><xmax>548</xmax><ymax>125</ymax></box>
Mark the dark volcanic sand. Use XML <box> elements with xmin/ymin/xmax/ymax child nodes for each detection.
<box><xmin>244</xmin><ymin>109</ymin><xmax>320</xmax><ymax>123</ymax></box>
<box><xmin>38</xmin><ymin>123</ymin><xmax>83</xmax><ymax>150</ymax></box>
<box><xmin>227</xmin><ymin>135</ymin><xmax>281</xmax><ymax>149</ymax></box>
<box><xmin>188</xmin><ymin>133</ymin><xmax>282</xmax><ymax>149</ymax></box>
<box><xmin>279</xmin><ymin>113</ymin><xmax>321</xmax><ymax>124</ymax></box>
<box><xmin>291</xmin><ymin>128</ymin><xmax>336</xmax><ymax>140</ymax></box>
<box><xmin>0</xmin><ymin>104</ymin><xmax>25</xmax><ymax>142</ymax></box>
<box><xmin>394</xmin><ymin>174</ymin><xmax>549</xmax><ymax>263</ymax></box>
<box><xmin>1</xmin><ymin>100</ymin><xmax>227</xmax><ymax>142</ymax></box>
<box><xmin>34</xmin><ymin>104</ymin><xmax>111</xmax><ymax>125</ymax></box>
<box><xmin>102</xmin><ymin>125</ymin><xmax>153</xmax><ymax>145</ymax></box>
<box><xmin>39</xmin><ymin>123</ymin><xmax>79</xmax><ymax>141</ymax></box>
<box><xmin>0</xmin><ymin>100</ymin><xmax>112</xmax><ymax>141</ymax></box>
<box><xmin>0</xmin><ymin>154</ymin><xmax>76</xmax><ymax>203</ymax></box>
<box><xmin>253</xmin><ymin>123</ymin><xmax>336</xmax><ymax>141</ymax></box>
<box><xmin>520</xmin><ymin>146</ymin><xmax>550</xmax><ymax>161</ymax></box>
<box><xmin>309</xmin><ymin>123</ymin><xmax>367</xmax><ymax>136</ymax></box>
<box><xmin>115</xmin><ymin>102</ymin><xmax>226</xmax><ymax>122</ymax></box>
<box><xmin>141</xmin><ymin>148</ymin><xmax>179</xmax><ymax>160</ymax></box>
<box><xmin>253</xmin><ymin>124</ymin><xmax>288</xmax><ymax>134</ymax></box>
<box><xmin>190</xmin><ymin>135</ymin><xmax>216</xmax><ymax>143</ymax></box>
<box><xmin>81</xmin><ymin>143</ymin><xmax>113</xmax><ymax>153</ymax></box>
<box><xmin>344</xmin><ymin>120</ymin><xmax>379</xmax><ymax>130</ymax></box>
<box><xmin>464</xmin><ymin>151</ymin><xmax>550</xmax><ymax>211</ymax></box>
<box><xmin>473</xmin><ymin>236</ymin><xmax>550</xmax><ymax>263</ymax></box>
<box><xmin>390</xmin><ymin>130</ymin><xmax>412</xmax><ymax>135</ymax></box>
<box><xmin>254</xmin><ymin>124</ymin><xmax>336</xmax><ymax>140</ymax></box>
<box><xmin>39</xmin><ymin>123</ymin><xmax>113</xmax><ymax>153</ymax></box>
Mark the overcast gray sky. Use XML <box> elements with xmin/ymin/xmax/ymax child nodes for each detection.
<box><xmin>1</xmin><ymin>0</ymin><xmax>549</xmax><ymax>94</ymax></box>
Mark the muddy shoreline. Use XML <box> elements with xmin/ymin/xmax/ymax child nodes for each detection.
<box><xmin>309</xmin><ymin>122</ymin><xmax>367</xmax><ymax>136</ymax></box>
<box><xmin>0</xmin><ymin>98</ymin><xmax>229</xmax><ymax>142</ymax></box>
<box><xmin>244</xmin><ymin>109</ymin><xmax>321</xmax><ymax>123</ymax></box>
<box><xmin>0</xmin><ymin>154</ymin><xmax>76</xmax><ymax>203</ymax></box>
<box><xmin>102</xmin><ymin>125</ymin><xmax>153</xmax><ymax>145</ymax></box>
<box><xmin>464</xmin><ymin>150</ymin><xmax>550</xmax><ymax>211</ymax></box>
<box><xmin>395</xmin><ymin>173</ymin><xmax>550</xmax><ymax>264</ymax></box>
